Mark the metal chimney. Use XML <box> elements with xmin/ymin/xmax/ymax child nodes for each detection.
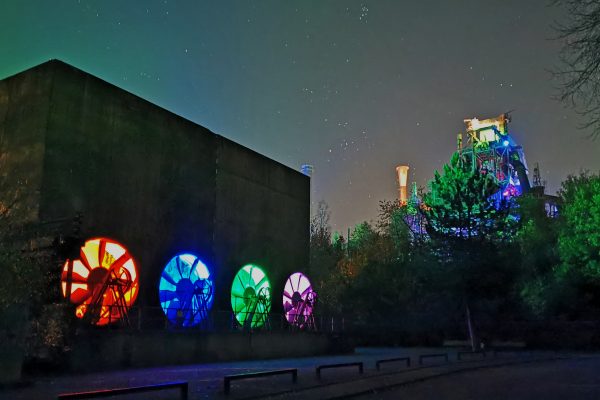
<box><xmin>300</xmin><ymin>164</ymin><xmax>314</xmax><ymax>177</ymax></box>
<box><xmin>396</xmin><ymin>165</ymin><xmax>409</xmax><ymax>205</ymax></box>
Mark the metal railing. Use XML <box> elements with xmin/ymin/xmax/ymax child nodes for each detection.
<box><xmin>223</xmin><ymin>369</ymin><xmax>297</xmax><ymax>395</ymax></box>
<box><xmin>57</xmin><ymin>381</ymin><xmax>188</xmax><ymax>399</ymax></box>
<box><xmin>77</xmin><ymin>305</ymin><xmax>347</xmax><ymax>334</ymax></box>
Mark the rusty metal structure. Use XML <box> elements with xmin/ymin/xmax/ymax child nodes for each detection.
<box><xmin>460</xmin><ymin>113</ymin><xmax>531</xmax><ymax>201</ymax></box>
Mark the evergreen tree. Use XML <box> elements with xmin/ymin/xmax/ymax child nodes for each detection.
<box><xmin>423</xmin><ymin>152</ymin><xmax>512</xmax><ymax>240</ymax></box>
<box><xmin>421</xmin><ymin>152</ymin><xmax>518</xmax><ymax>348</ymax></box>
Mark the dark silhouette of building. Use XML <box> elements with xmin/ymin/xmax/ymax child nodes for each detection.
<box><xmin>0</xmin><ymin>60</ymin><xmax>309</xmax><ymax>312</ymax></box>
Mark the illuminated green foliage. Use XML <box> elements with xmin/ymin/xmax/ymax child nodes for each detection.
<box><xmin>421</xmin><ymin>152</ymin><xmax>521</xmax><ymax>346</ymax></box>
<box><xmin>423</xmin><ymin>152</ymin><xmax>512</xmax><ymax>239</ymax></box>
<box><xmin>558</xmin><ymin>172</ymin><xmax>600</xmax><ymax>279</ymax></box>
<box><xmin>308</xmin><ymin>167</ymin><xmax>600</xmax><ymax>339</ymax></box>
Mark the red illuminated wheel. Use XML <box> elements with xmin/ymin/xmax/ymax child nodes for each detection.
<box><xmin>61</xmin><ymin>237</ymin><xmax>139</xmax><ymax>326</ymax></box>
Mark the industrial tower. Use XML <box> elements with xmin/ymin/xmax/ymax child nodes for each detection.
<box><xmin>459</xmin><ymin>113</ymin><xmax>530</xmax><ymax>201</ymax></box>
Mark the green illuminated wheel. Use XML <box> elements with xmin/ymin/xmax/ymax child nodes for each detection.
<box><xmin>231</xmin><ymin>264</ymin><xmax>271</xmax><ymax>329</ymax></box>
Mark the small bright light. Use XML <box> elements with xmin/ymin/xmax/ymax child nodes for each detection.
<box><xmin>502</xmin><ymin>140</ymin><xmax>510</xmax><ymax>147</ymax></box>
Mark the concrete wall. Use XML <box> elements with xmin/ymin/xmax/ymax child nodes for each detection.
<box><xmin>214</xmin><ymin>137</ymin><xmax>310</xmax><ymax>310</ymax></box>
<box><xmin>0</xmin><ymin>60</ymin><xmax>309</xmax><ymax>313</ymax></box>
<box><xmin>35</xmin><ymin>61</ymin><xmax>217</xmax><ymax>307</ymax></box>
<box><xmin>67</xmin><ymin>331</ymin><xmax>333</xmax><ymax>372</ymax></box>
<box><xmin>0</xmin><ymin>62</ymin><xmax>52</xmax><ymax>225</ymax></box>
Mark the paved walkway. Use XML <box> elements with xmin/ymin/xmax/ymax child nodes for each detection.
<box><xmin>352</xmin><ymin>355</ymin><xmax>600</xmax><ymax>400</ymax></box>
<box><xmin>0</xmin><ymin>347</ymin><xmax>572</xmax><ymax>399</ymax></box>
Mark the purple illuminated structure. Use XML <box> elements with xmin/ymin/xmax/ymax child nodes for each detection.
<box><xmin>283</xmin><ymin>272</ymin><xmax>317</xmax><ymax>329</ymax></box>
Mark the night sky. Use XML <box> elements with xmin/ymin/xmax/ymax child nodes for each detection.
<box><xmin>1</xmin><ymin>1</ymin><xmax>599</xmax><ymax>231</ymax></box>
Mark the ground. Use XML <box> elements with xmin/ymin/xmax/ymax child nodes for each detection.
<box><xmin>357</xmin><ymin>356</ymin><xmax>600</xmax><ymax>400</ymax></box>
<box><xmin>1</xmin><ymin>348</ymin><xmax>599</xmax><ymax>399</ymax></box>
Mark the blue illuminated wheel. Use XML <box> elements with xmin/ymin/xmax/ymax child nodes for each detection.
<box><xmin>159</xmin><ymin>254</ymin><xmax>214</xmax><ymax>327</ymax></box>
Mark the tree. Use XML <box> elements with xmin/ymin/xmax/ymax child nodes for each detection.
<box><xmin>514</xmin><ymin>194</ymin><xmax>560</xmax><ymax>317</ymax></box>
<box><xmin>558</xmin><ymin>171</ymin><xmax>600</xmax><ymax>279</ymax></box>
<box><xmin>308</xmin><ymin>201</ymin><xmax>346</xmax><ymax>314</ymax></box>
<box><xmin>310</xmin><ymin>200</ymin><xmax>332</xmax><ymax>249</ymax></box>
<box><xmin>336</xmin><ymin>210</ymin><xmax>419</xmax><ymax>332</ymax></box>
<box><xmin>423</xmin><ymin>153</ymin><xmax>513</xmax><ymax>240</ymax></box>
<box><xmin>377</xmin><ymin>200</ymin><xmax>412</xmax><ymax>260</ymax></box>
<box><xmin>554</xmin><ymin>0</ymin><xmax>600</xmax><ymax>139</ymax></box>
<box><xmin>552</xmin><ymin>172</ymin><xmax>600</xmax><ymax>317</ymax></box>
<box><xmin>422</xmin><ymin>152</ymin><xmax>518</xmax><ymax>348</ymax></box>
<box><xmin>347</xmin><ymin>221</ymin><xmax>378</xmax><ymax>273</ymax></box>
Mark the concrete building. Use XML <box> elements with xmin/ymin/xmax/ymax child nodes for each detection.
<box><xmin>0</xmin><ymin>59</ymin><xmax>309</xmax><ymax>312</ymax></box>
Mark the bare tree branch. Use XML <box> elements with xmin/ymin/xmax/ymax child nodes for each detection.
<box><xmin>554</xmin><ymin>0</ymin><xmax>600</xmax><ymax>139</ymax></box>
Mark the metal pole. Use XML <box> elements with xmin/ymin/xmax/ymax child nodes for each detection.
<box><xmin>347</xmin><ymin>228</ymin><xmax>350</xmax><ymax>258</ymax></box>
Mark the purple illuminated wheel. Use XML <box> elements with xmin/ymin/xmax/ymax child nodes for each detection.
<box><xmin>283</xmin><ymin>272</ymin><xmax>317</xmax><ymax>329</ymax></box>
